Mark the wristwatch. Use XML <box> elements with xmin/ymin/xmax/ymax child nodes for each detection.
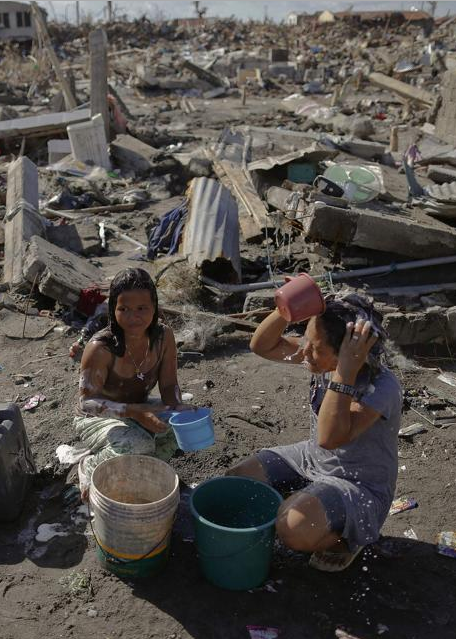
<box><xmin>327</xmin><ymin>381</ymin><xmax>357</xmax><ymax>397</ymax></box>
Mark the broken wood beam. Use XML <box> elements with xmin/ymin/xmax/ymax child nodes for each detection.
<box><xmin>368</xmin><ymin>72</ymin><xmax>435</xmax><ymax>107</ymax></box>
<box><xmin>303</xmin><ymin>202</ymin><xmax>456</xmax><ymax>259</ymax></box>
<box><xmin>30</xmin><ymin>2</ymin><xmax>77</xmax><ymax>110</ymax></box>
<box><xmin>90</xmin><ymin>28</ymin><xmax>109</xmax><ymax>139</ymax></box>
<box><xmin>215</xmin><ymin>159</ymin><xmax>269</xmax><ymax>235</ymax></box>
<box><xmin>160</xmin><ymin>304</ymin><xmax>259</xmax><ymax>333</ymax></box>
<box><xmin>0</xmin><ymin>109</ymin><xmax>91</xmax><ymax>141</ymax></box>
<box><xmin>3</xmin><ymin>157</ymin><xmax>46</xmax><ymax>287</ymax></box>
<box><xmin>181</xmin><ymin>59</ymin><xmax>225</xmax><ymax>87</ymax></box>
<box><xmin>210</xmin><ymin>157</ymin><xmax>263</xmax><ymax>243</ymax></box>
<box><xmin>43</xmin><ymin>202</ymin><xmax>138</xmax><ymax>218</ymax></box>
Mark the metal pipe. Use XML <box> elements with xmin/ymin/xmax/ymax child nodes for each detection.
<box><xmin>200</xmin><ymin>254</ymin><xmax>456</xmax><ymax>293</ymax></box>
<box><xmin>323</xmin><ymin>254</ymin><xmax>456</xmax><ymax>282</ymax></box>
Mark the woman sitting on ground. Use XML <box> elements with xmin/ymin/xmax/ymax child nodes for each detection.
<box><xmin>227</xmin><ymin>294</ymin><xmax>402</xmax><ymax>572</ymax></box>
<box><xmin>75</xmin><ymin>267</ymin><xmax>187</xmax><ymax>499</ymax></box>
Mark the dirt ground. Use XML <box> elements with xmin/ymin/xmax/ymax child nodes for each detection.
<box><xmin>1</xmin><ymin>295</ymin><xmax>456</xmax><ymax>639</ymax></box>
<box><xmin>1</xmin><ymin>89</ymin><xmax>456</xmax><ymax>639</ymax></box>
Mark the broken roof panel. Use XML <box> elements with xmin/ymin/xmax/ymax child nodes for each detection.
<box><xmin>247</xmin><ymin>142</ymin><xmax>337</xmax><ymax>172</ymax></box>
<box><xmin>183</xmin><ymin>177</ymin><xmax>242</xmax><ymax>283</ymax></box>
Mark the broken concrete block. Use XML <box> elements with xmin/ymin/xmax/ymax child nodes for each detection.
<box><xmin>265</xmin><ymin>187</ymin><xmax>305</xmax><ymax>218</ymax></box>
<box><xmin>243</xmin><ymin>289</ymin><xmax>276</xmax><ymax>313</ymax></box>
<box><xmin>4</xmin><ymin>157</ymin><xmax>46</xmax><ymax>287</ymax></box>
<box><xmin>23</xmin><ymin>235</ymin><xmax>103</xmax><ymax>307</ymax></box>
<box><xmin>350</xmin><ymin>115</ymin><xmax>375</xmax><ymax>140</ymax></box>
<box><xmin>187</xmin><ymin>157</ymin><xmax>213</xmax><ymax>178</ymax></box>
<box><xmin>427</xmin><ymin>165</ymin><xmax>456</xmax><ymax>184</ymax></box>
<box><xmin>303</xmin><ymin>202</ymin><xmax>456</xmax><ymax>258</ymax></box>
<box><xmin>47</xmin><ymin>139</ymin><xmax>72</xmax><ymax>164</ymax></box>
<box><xmin>46</xmin><ymin>223</ymin><xmax>102</xmax><ymax>257</ymax></box>
<box><xmin>110</xmin><ymin>134</ymin><xmax>160</xmax><ymax>176</ymax></box>
<box><xmin>384</xmin><ymin>309</ymin><xmax>447</xmax><ymax>346</ymax></box>
<box><xmin>67</xmin><ymin>114</ymin><xmax>111</xmax><ymax>170</ymax></box>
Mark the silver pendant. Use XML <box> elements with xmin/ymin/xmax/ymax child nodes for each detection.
<box><xmin>137</xmin><ymin>372</ymin><xmax>145</xmax><ymax>381</ymax></box>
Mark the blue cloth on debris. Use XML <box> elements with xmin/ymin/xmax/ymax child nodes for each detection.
<box><xmin>147</xmin><ymin>200</ymin><xmax>188</xmax><ymax>260</ymax></box>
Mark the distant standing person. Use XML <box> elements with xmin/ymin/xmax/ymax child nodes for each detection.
<box><xmin>228</xmin><ymin>293</ymin><xmax>402</xmax><ymax>571</ymax></box>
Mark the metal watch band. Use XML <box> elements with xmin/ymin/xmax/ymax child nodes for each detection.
<box><xmin>327</xmin><ymin>381</ymin><xmax>357</xmax><ymax>397</ymax></box>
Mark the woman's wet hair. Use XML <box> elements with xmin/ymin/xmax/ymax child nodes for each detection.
<box><xmin>93</xmin><ymin>268</ymin><xmax>162</xmax><ymax>356</ymax></box>
<box><xmin>317</xmin><ymin>293</ymin><xmax>388</xmax><ymax>377</ymax></box>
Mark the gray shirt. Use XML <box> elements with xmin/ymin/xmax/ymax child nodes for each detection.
<box><xmin>268</xmin><ymin>366</ymin><xmax>403</xmax><ymax>550</ymax></box>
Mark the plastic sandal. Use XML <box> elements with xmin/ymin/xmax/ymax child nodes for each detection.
<box><xmin>309</xmin><ymin>545</ymin><xmax>365</xmax><ymax>572</ymax></box>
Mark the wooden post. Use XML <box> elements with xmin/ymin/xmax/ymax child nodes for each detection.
<box><xmin>75</xmin><ymin>1</ymin><xmax>80</xmax><ymax>26</ymax></box>
<box><xmin>241</xmin><ymin>86</ymin><xmax>247</xmax><ymax>106</ymax></box>
<box><xmin>330</xmin><ymin>86</ymin><xmax>341</xmax><ymax>107</ymax></box>
<box><xmin>89</xmin><ymin>28</ymin><xmax>109</xmax><ymax>140</ymax></box>
<box><xmin>30</xmin><ymin>2</ymin><xmax>77</xmax><ymax>111</ymax></box>
<box><xmin>389</xmin><ymin>126</ymin><xmax>399</xmax><ymax>153</ymax></box>
<box><xmin>107</xmin><ymin>1</ymin><xmax>113</xmax><ymax>22</ymax></box>
<box><xmin>3</xmin><ymin>157</ymin><xmax>45</xmax><ymax>287</ymax></box>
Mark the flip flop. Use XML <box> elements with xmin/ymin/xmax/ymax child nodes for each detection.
<box><xmin>309</xmin><ymin>545</ymin><xmax>365</xmax><ymax>572</ymax></box>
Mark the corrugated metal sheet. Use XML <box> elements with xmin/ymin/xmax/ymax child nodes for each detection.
<box><xmin>183</xmin><ymin>177</ymin><xmax>242</xmax><ymax>283</ymax></box>
<box><xmin>247</xmin><ymin>143</ymin><xmax>337</xmax><ymax>172</ymax></box>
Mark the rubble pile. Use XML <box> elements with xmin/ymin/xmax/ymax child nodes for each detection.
<box><xmin>1</xmin><ymin>10</ymin><xmax>456</xmax><ymax>353</ymax></box>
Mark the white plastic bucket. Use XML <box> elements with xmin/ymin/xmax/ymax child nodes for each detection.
<box><xmin>90</xmin><ymin>455</ymin><xmax>179</xmax><ymax>577</ymax></box>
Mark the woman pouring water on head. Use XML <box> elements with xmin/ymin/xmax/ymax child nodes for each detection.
<box><xmin>228</xmin><ymin>278</ymin><xmax>402</xmax><ymax>572</ymax></box>
<box><xmin>75</xmin><ymin>268</ymin><xmax>191</xmax><ymax>500</ymax></box>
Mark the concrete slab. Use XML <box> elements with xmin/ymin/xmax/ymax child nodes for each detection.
<box><xmin>3</xmin><ymin>157</ymin><xmax>46</xmax><ymax>287</ymax></box>
<box><xmin>47</xmin><ymin>139</ymin><xmax>72</xmax><ymax>164</ymax></box>
<box><xmin>22</xmin><ymin>235</ymin><xmax>104</xmax><ymax>307</ymax></box>
<box><xmin>110</xmin><ymin>134</ymin><xmax>160</xmax><ymax>176</ymax></box>
<box><xmin>67</xmin><ymin>113</ymin><xmax>111</xmax><ymax>169</ymax></box>
<box><xmin>303</xmin><ymin>202</ymin><xmax>456</xmax><ymax>258</ymax></box>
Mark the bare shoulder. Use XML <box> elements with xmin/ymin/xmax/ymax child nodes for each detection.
<box><xmin>81</xmin><ymin>339</ymin><xmax>113</xmax><ymax>368</ymax></box>
<box><xmin>160</xmin><ymin>323</ymin><xmax>176</xmax><ymax>346</ymax></box>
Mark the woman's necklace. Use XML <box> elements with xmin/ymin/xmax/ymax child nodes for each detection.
<box><xmin>126</xmin><ymin>342</ymin><xmax>149</xmax><ymax>381</ymax></box>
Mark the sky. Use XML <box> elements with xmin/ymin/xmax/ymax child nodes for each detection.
<box><xmin>35</xmin><ymin>0</ymin><xmax>456</xmax><ymax>23</ymax></box>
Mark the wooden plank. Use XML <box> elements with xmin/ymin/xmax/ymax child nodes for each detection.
<box><xmin>218</xmin><ymin>160</ymin><xmax>269</xmax><ymax>231</ymax></box>
<box><xmin>3</xmin><ymin>157</ymin><xmax>45</xmax><ymax>287</ymax></box>
<box><xmin>368</xmin><ymin>72</ymin><xmax>435</xmax><ymax>107</ymax></box>
<box><xmin>30</xmin><ymin>2</ymin><xmax>77</xmax><ymax>110</ymax></box>
<box><xmin>210</xmin><ymin>158</ymin><xmax>263</xmax><ymax>243</ymax></box>
<box><xmin>0</xmin><ymin>109</ymin><xmax>91</xmax><ymax>140</ymax></box>
<box><xmin>90</xmin><ymin>28</ymin><xmax>109</xmax><ymax>139</ymax></box>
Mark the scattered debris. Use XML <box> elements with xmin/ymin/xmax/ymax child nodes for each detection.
<box><xmin>436</xmin><ymin>531</ymin><xmax>456</xmax><ymax>558</ymax></box>
<box><xmin>23</xmin><ymin>394</ymin><xmax>46</xmax><ymax>411</ymax></box>
<box><xmin>247</xmin><ymin>626</ymin><xmax>279</xmax><ymax>639</ymax></box>
<box><xmin>389</xmin><ymin>497</ymin><xmax>419</xmax><ymax>515</ymax></box>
